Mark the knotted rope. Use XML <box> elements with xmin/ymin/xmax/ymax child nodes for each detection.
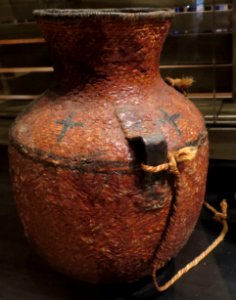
<box><xmin>142</xmin><ymin>146</ymin><xmax>198</xmax><ymax>176</ymax></box>
<box><xmin>141</xmin><ymin>146</ymin><xmax>228</xmax><ymax>292</ymax></box>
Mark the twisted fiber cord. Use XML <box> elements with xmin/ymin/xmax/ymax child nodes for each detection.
<box><xmin>141</xmin><ymin>146</ymin><xmax>198</xmax><ymax>174</ymax></box>
<box><xmin>152</xmin><ymin>200</ymin><xmax>228</xmax><ymax>292</ymax></box>
<box><xmin>141</xmin><ymin>147</ymin><xmax>228</xmax><ymax>292</ymax></box>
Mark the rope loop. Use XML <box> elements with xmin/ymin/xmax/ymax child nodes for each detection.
<box><xmin>140</xmin><ymin>145</ymin><xmax>228</xmax><ymax>293</ymax></box>
<box><xmin>152</xmin><ymin>200</ymin><xmax>228</xmax><ymax>292</ymax></box>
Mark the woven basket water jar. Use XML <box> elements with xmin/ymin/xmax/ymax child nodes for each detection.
<box><xmin>8</xmin><ymin>8</ymin><xmax>209</xmax><ymax>284</ymax></box>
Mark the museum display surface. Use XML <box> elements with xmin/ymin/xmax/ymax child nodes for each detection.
<box><xmin>0</xmin><ymin>1</ymin><xmax>235</xmax><ymax>300</ymax></box>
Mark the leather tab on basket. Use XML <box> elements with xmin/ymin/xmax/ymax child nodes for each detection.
<box><xmin>116</xmin><ymin>105</ymin><xmax>168</xmax><ymax>166</ymax></box>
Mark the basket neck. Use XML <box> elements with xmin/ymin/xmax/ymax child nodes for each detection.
<box><xmin>36</xmin><ymin>13</ymin><xmax>171</xmax><ymax>88</ymax></box>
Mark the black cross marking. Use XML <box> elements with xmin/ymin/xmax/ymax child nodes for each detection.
<box><xmin>157</xmin><ymin>109</ymin><xmax>181</xmax><ymax>136</ymax></box>
<box><xmin>55</xmin><ymin>113</ymin><xmax>84</xmax><ymax>143</ymax></box>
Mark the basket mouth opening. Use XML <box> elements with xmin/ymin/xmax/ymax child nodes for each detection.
<box><xmin>33</xmin><ymin>8</ymin><xmax>175</xmax><ymax>19</ymax></box>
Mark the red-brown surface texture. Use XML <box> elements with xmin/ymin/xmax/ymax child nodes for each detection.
<box><xmin>8</xmin><ymin>9</ymin><xmax>209</xmax><ymax>283</ymax></box>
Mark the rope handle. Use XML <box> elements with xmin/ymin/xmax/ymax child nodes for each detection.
<box><xmin>141</xmin><ymin>146</ymin><xmax>228</xmax><ymax>292</ymax></box>
<box><xmin>152</xmin><ymin>200</ymin><xmax>228</xmax><ymax>292</ymax></box>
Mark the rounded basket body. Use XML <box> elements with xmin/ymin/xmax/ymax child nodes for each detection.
<box><xmin>8</xmin><ymin>8</ymin><xmax>209</xmax><ymax>284</ymax></box>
